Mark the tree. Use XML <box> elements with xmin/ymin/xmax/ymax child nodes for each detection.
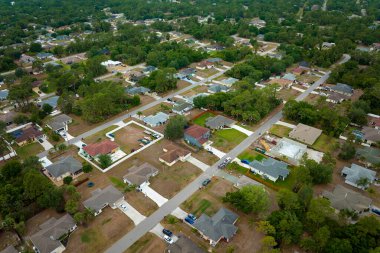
<box><xmin>277</xmin><ymin>189</ymin><xmax>300</xmax><ymax>212</ymax></box>
<box><xmin>303</xmin><ymin>159</ymin><xmax>333</xmax><ymax>185</ymax></box>
<box><xmin>325</xmin><ymin>238</ymin><xmax>353</xmax><ymax>253</ymax></box>
<box><xmin>82</xmin><ymin>163</ymin><xmax>93</xmax><ymax>173</ymax></box>
<box><xmin>65</xmin><ymin>199</ymin><xmax>79</xmax><ymax>214</ymax></box>
<box><xmin>42</xmin><ymin>103</ymin><xmax>53</xmax><ymax>115</ymax></box>
<box><xmin>63</xmin><ymin>176</ymin><xmax>73</xmax><ymax>185</ymax></box>
<box><xmin>306</xmin><ymin>198</ymin><xmax>334</xmax><ymax>228</ymax></box>
<box><xmin>260</xmin><ymin>236</ymin><xmax>280</xmax><ymax>253</ymax></box>
<box><xmin>29</xmin><ymin>42</ymin><xmax>42</xmax><ymax>53</ymax></box>
<box><xmin>98</xmin><ymin>154</ymin><xmax>112</xmax><ymax>168</ymax></box>
<box><xmin>164</xmin><ymin>115</ymin><xmax>188</xmax><ymax>140</ymax></box>
<box><xmin>356</xmin><ymin>177</ymin><xmax>370</xmax><ymax>189</ymax></box>
<box><xmin>74</xmin><ymin>212</ymin><xmax>85</xmax><ymax>225</ymax></box>
<box><xmin>267</xmin><ymin>210</ymin><xmax>303</xmax><ymax>245</ymax></box>
<box><xmin>223</xmin><ymin>185</ymin><xmax>269</xmax><ymax>214</ymax></box>
<box><xmin>292</xmin><ymin>165</ymin><xmax>311</xmax><ymax>191</ymax></box>
<box><xmin>8</xmin><ymin>77</ymin><xmax>33</xmax><ymax>107</ymax></box>
<box><xmin>338</xmin><ymin>142</ymin><xmax>356</xmax><ymax>160</ymax></box>
<box><xmin>32</xmin><ymin>60</ymin><xmax>44</xmax><ymax>73</ymax></box>
<box><xmin>15</xmin><ymin>67</ymin><xmax>27</xmax><ymax>78</ymax></box>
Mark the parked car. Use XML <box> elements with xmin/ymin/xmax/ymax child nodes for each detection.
<box><xmin>372</xmin><ymin>208</ymin><xmax>380</xmax><ymax>216</ymax></box>
<box><xmin>162</xmin><ymin>229</ymin><xmax>173</xmax><ymax>237</ymax></box>
<box><xmin>184</xmin><ymin>216</ymin><xmax>194</xmax><ymax>224</ymax></box>
<box><xmin>241</xmin><ymin>159</ymin><xmax>250</xmax><ymax>165</ymax></box>
<box><xmin>164</xmin><ymin>235</ymin><xmax>174</xmax><ymax>244</ymax></box>
<box><xmin>187</xmin><ymin>214</ymin><xmax>197</xmax><ymax>221</ymax></box>
<box><xmin>202</xmin><ymin>178</ymin><xmax>211</xmax><ymax>186</ymax></box>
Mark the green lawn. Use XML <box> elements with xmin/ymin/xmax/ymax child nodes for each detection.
<box><xmin>84</xmin><ymin>125</ymin><xmax>118</xmax><ymax>143</ymax></box>
<box><xmin>238</xmin><ymin>150</ymin><xmax>265</xmax><ymax>162</ymax></box>
<box><xmin>312</xmin><ymin>134</ymin><xmax>339</xmax><ymax>153</ymax></box>
<box><xmin>269</xmin><ymin>125</ymin><xmax>292</xmax><ymax>137</ymax></box>
<box><xmin>212</xmin><ymin>128</ymin><xmax>247</xmax><ymax>151</ymax></box>
<box><xmin>15</xmin><ymin>142</ymin><xmax>44</xmax><ymax>159</ymax></box>
<box><xmin>109</xmin><ymin>176</ymin><xmax>126</xmax><ymax>190</ymax></box>
<box><xmin>193</xmin><ymin>112</ymin><xmax>216</xmax><ymax>126</ymax></box>
<box><xmin>80</xmin><ymin>229</ymin><xmax>99</xmax><ymax>243</ymax></box>
<box><xmin>193</xmin><ymin>199</ymin><xmax>211</xmax><ymax>216</ymax></box>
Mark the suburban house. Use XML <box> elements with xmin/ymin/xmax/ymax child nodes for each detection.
<box><xmin>125</xmin><ymin>70</ymin><xmax>145</xmax><ymax>82</ymax></box>
<box><xmin>193</xmin><ymin>207</ymin><xmax>239</xmax><ymax>247</ymax></box>
<box><xmin>205</xmin><ymin>115</ymin><xmax>235</xmax><ymax>130</ymax></box>
<box><xmin>159</xmin><ymin>144</ymin><xmax>191</xmax><ymax>167</ymax></box>
<box><xmin>249</xmin><ymin>18</ymin><xmax>266</xmax><ymax>28</ymax></box>
<box><xmin>214</xmin><ymin>77</ymin><xmax>238</xmax><ymax>87</ymax></box>
<box><xmin>361</xmin><ymin>126</ymin><xmax>380</xmax><ymax>145</ymax></box>
<box><xmin>326</xmin><ymin>92</ymin><xmax>350</xmax><ymax>104</ymax></box>
<box><xmin>30</xmin><ymin>214</ymin><xmax>77</xmax><ymax>253</ymax></box>
<box><xmin>83</xmin><ymin>185</ymin><xmax>124</xmax><ymax>216</ymax></box>
<box><xmin>165</xmin><ymin>235</ymin><xmax>206</xmax><ymax>253</ymax></box>
<box><xmin>356</xmin><ymin>146</ymin><xmax>380</xmax><ymax>167</ymax></box>
<box><xmin>46</xmin><ymin>114</ymin><xmax>72</xmax><ymax>133</ymax></box>
<box><xmin>282</xmin><ymin>73</ymin><xmax>297</xmax><ymax>82</ymax></box>
<box><xmin>208</xmin><ymin>84</ymin><xmax>229</xmax><ymax>93</ymax></box>
<box><xmin>125</xmin><ymin>86</ymin><xmax>150</xmax><ymax>95</ymax></box>
<box><xmin>0</xmin><ymin>111</ymin><xmax>16</xmax><ymax>126</ymax></box>
<box><xmin>10</xmin><ymin>124</ymin><xmax>45</xmax><ymax>146</ymax></box>
<box><xmin>322</xmin><ymin>185</ymin><xmax>372</xmax><ymax>214</ymax></box>
<box><xmin>249</xmin><ymin>157</ymin><xmax>290</xmax><ymax>182</ymax></box>
<box><xmin>123</xmin><ymin>162</ymin><xmax>159</xmax><ymax>190</ymax></box>
<box><xmin>184</xmin><ymin>125</ymin><xmax>211</xmax><ymax>148</ymax></box>
<box><xmin>0</xmin><ymin>90</ymin><xmax>9</xmax><ymax>101</ymax></box>
<box><xmin>341</xmin><ymin>164</ymin><xmax>377</xmax><ymax>189</ymax></box>
<box><xmin>143</xmin><ymin>112</ymin><xmax>169</xmax><ymax>127</ymax></box>
<box><xmin>44</xmin><ymin>156</ymin><xmax>82</xmax><ymax>182</ymax></box>
<box><xmin>36</xmin><ymin>52</ymin><xmax>54</xmax><ymax>60</ymax></box>
<box><xmin>20</xmin><ymin>54</ymin><xmax>36</xmax><ymax>63</ymax></box>
<box><xmin>142</xmin><ymin>65</ymin><xmax>157</xmax><ymax>75</ymax></box>
<box><xmin>328</xmin><ymin>83</ymin><xmax>354</xmax><ymax>96</ymax></box>
<box><xmin>175</xmin><ymin>68</ymin><xmax>196</xmax><ymax>79</ymax></box>
<box><xmin>289</xmin><ymin>123</ymin><xmax>322</xmax><ymax>145</ymax></box>
<box><xmin>100</xmin><ymin>60</ymin><xmax>122</xmax><ymax>67</ymax></box>
<box><xmin>292</xmin><ymin>67</ymin><xmax>308</xmax><ymax>76</ymax></box>
<box><xmin>82</xmin><ymin>139</ymin><xmax>120</xmax><ymax>159</ymax></box>
<box><xmin>172</xmin><ymin>101</ymin><xmax>193</xmax><ymax>115</ymax></box>
<box><xmin>38</xmin><ymin>96</ymin><xmax>59</xmax><ymax>109</ymax></box>
<box><xmin>196</xmin><ymin>60</ymin><xmax>215</xmax><ymax>70</ymax></box>
<box><xmin>321</xmin><ymin>42</ymin><xmax>336</xmax><ymax>49</ymax></box>
<box><xmin>270</xmin><ymin>138</ymin><xmax>307</xmax><ymax>166</ymax></box>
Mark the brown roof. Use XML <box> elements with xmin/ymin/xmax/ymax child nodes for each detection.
<box><xmin>15</xmin><ymin>125</ymin><xmax>44</xmax><ymax>143</ymax></box>
<box><xmin>160</xmin><ymin>144</ymin><xmax>191</xmax><ymax>164</ymax></box>
<box><xmin>185</xmin><ymin>125</ymin><xmax>210</xmax><ymax>145</ymax></box>
<box><xmin>83</xmin><ymin>139</ymin><xmax>119</xmax><ymax>156</ymax></box>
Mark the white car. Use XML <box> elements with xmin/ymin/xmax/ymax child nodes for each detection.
<box><xmin>119</xmin><ymin>204</ymin><xmax>128</xmax><ymax>211</ymax></box>
<box><xmin>164</xmin><ymin>235</ymin><xmax>174</xmax><ymax>244</ymax></box>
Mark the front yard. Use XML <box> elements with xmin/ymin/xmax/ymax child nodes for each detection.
<box><xmin>15</xmin><ymin>142</ymin><xmax>44</xmax><ymax>159</ymax></box>
<box><xmin>269</xmin><ymin>125</ymin><xmax>292</xmax><ymax>138</ymax></box>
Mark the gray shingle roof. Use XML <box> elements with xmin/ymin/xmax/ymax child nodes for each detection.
<box><xmin>47</xmin><ymin>114</ymin><xmax>72</xmax><ymax>131</ymax></box>
<box><xmin>362</xmin><ymin>126</ymin><xmax>380</xmax><ymax>142</ymax></box>
<box><xmin>249</xmin><ymin>157</ymin><xmax>289</xmax><ymax>180</ymax></box>
<box><xmin>193</xmin><ymin>208</ymin><xmax>238</xmax><ymax>243</ymax></box>
<box><xmin>322</xmin><ymin>185</ymin><xmax>372</xmax><ymax>212</ymax></box>
<box><xmin>123</xmin><ymin>162</ymin><xmax>158</xmax><ymax>186</ymax></box>
<box><xmin>208</xmin><ymin>84</ymin><xmax>229</xmax><ymax>93</ymax></box>
<box><xmin>0</xmin><ymin>90</ymin><xmax>9</xmax><ymax>100</ymax></box>
<box><xmin>30</xmin><ymin>214</ymin><xmax>76</xmax><ymax>253</ymax></box>
<box><xmin>330</xmin><ymin>83</ymin><xmax>353</xmax><ymax>95</ymax></box>
<box><xmin>166</xmin><ymin>234</ymin><xmax>205</xmax><ymax>253</ymax></box>
<box><xmin>39</xmin><ymin>96</ymin><xmax>59</xmax><ymax>108</ymax></box>
<box><xmin>341</xmin><ymin>164</ymin><xmax>376</xmax><ymax>186</ymax></box>
<box><xmin>45</xmin><ymin>156</ymin><xmax>82</xmax><ymax>178</ymax></box>
<box><xmin>143</xmin><ymin>112</ymin><xmax>169</xmax><ymax>126</ymax></box>
<box><xmin>125</xmin><ymin>86</ymin><xmax>150</xmax><ymax>95</ymax></box>
<box><xmin>173</xmin><ymin>101</ymin><xmax>193</xmax><ymax>113</ymax></box>
<box><xmin>289</xmin><ymin>123</ymin><xmax>322</xmax><ymax>145</ymax></box>
<box><xmin>356</xmin><ymin>147</ymin><xmax>380</xmax><ymax>165</ymax></box>
<box><xmin>205</xmin><ymin>115</ymin><xmax>235</xmax><ymax>129</ymax></box>
<box><xmin>83</xmin><ymin>185</ymin><xmax>123</xmax><ymax>212</ymax></box>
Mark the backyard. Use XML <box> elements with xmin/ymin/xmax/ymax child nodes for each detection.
<box><xmin>269</xmin><ymin>125</ymin><xmax>292</xmax><ymax>138</ymax></box>
<box><xmin>113</xmin><ymin>124</ymin><xmax>147</xmax><ymax>153</ymax></box>
<box><xmin>83</xmin><ymin>125</ymin><xmax>119</xmax><ymax>143</ymax></box>
<box><xmin>192</xmin><ymin>111</ymin><xmax>216</xmax><ymax>126</ymax></box>
<box><xmin>311</xmin><ymin>134</ymin><xmax>340</xmax><ymax>154</ymax></box>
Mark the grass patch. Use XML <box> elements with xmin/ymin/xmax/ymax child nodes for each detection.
<box><xmin>109</xmin><ymin>176</ymin><xmax>126</xmax><ymax>190</ymax></box>
<box><xmin>80</xmin><ymin>229</ymin><xmax>98</xmax><ymax>243</ymax></box>
<box><xmin>212</xmin><ymin>129</ymin><xmax>247</xmax><ymax>151</ymax></box>
<box><xmin>84</xmin><ymin>125</ymin><xmax>118</xmax><ymax>143</ymax></box>
<box><xmin>193</xmin><ymin>112</ymin><xmax>216</xmax><ymax>126</ymax></box>
<box><xmin>238</xmin><ymin>150</ymin><xmax>265</xmax><ymax>162</ymax></box>
<box><xmin>127</xmin><ymin>234</ymin><xmax>153</xmax><ymax>253</ymax></box>
<box><xmin>226</xmin><ymin>162</ymin><xmax>249</xmax><ymax>174</ymax></box>
<box><xmin>269</xmin><ymin>125</ymin><xmax>292</xmax><ymax>137</ymax></box>
<box><xmin>312</xmin><ymin>134</ymin><xmax>338</xmax><ymax>153</ymax></box>
<box><xmin>193</xmin><ymin>199</ymin><xmax>211</xmax><ymax>216</ymax></box>
<box><xmin>15</xmin><ymin>142</ymin><xmax>44</xmax><ymax>159</ymax></box>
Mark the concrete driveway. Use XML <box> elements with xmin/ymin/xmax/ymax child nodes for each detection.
<box><xmin>117</xmin><ymin>200</ymin><xmax>146</xmax><ymax>225</ymax></box>
<box><xmin>204</xmin><ymin>145</ymin><xmax>226</xmax><ymax>159</ymax></box>
<box><xmin>39</xmin><ymin>156</ymin><xmax>52</xmax><ymax>167</ymax></box>
<box><xmin>231</xmin><ymin>124</ymin><xmax>253</xmax><ymax>136</ymax></box>
<box><xmin>187</xmin><ymin>156</ymin><xmax>209</xmax><ymax>171</ymax></box>
<box><xmin>39</xmin><ymin>138</ymin><xmax>54</xmax><ymax>150</ymax></box>
<box><xmin>141</xmin><ymin>185</ymin><xmax>168</xmax><ymax>207</ymax></box>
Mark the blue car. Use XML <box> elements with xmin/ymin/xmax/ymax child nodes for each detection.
<box><xmin>241</xmin><ymin>159</ymin><xmax>250</xmax><ymax>165</ymax></box>
<box><xmin>188</xmin><ymin>214</ymin><xmax>197</xmax><ymax>221</ymax></box>
<box><xmin>372</xmin><ymin>208</ymin><xmax>380</xmax><ymax>216</ymax></box>
<box><xmin>185</xmin><ymin>217</ymin><xmax>194</xmax><ymax>224</ymax></box>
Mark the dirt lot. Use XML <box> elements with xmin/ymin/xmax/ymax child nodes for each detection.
<box><xmin>141</xmin><ymin>102</ymin><xmax>171</xmax><ymax>116</ymax></box>
<box><xmin>83</xmin><ymin>125</ymin><xmax>118</xmax><ymax>144</ymax></box>
<box><xmin>277</xmin><ymin>88</ymin><xmax>301</xmax><ymax>101</ymax></box>
<box><xmin>125</xmin><ymin>233</ymin><xmax>166</xmax><ymax>253</ymax></box>
<box><xmin>66</xmin><ymin>208</ymin><xmax>134</xmax><ymax>253</ymax></box>
<box><xmin>304</xmin><ymin>93</ymin><xmax>323</xmax><ymax>105</ymax></box>
<box><xmin>114</xmin><ymin>124</ymin><xmax>147</xmax><ymax>153</ymax></box>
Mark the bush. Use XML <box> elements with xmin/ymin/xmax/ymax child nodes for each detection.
<box><xmin>63</xmin><ymin>176</ymin><xmax>73</xmax><ymax>185</ymax></box>
<box><xmin>82</xmin><ymin>163</ymin><xmax>93</xmax><ymax>173</ymax></box>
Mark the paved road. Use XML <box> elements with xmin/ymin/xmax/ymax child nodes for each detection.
<box><xmin>36</xmin><ymin>70</ymin><xmax>227</xmax><ymax>158</ymax></box>
<box><xmin>105</xmin><ymin>70</ymin><xmax>333</xmax><ymax>253</ymax></box>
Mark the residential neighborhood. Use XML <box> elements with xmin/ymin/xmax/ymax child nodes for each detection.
<box><xmin>0</xmin><ymin>1</ymin><xmax>379</xmax><ymax>253</ymax></box>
